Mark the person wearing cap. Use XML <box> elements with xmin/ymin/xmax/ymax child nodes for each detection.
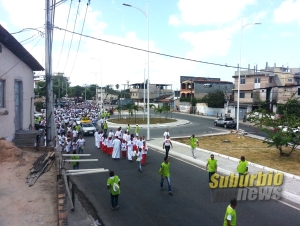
<box><xmin>135</xmin><ymin>124</ymin><xmax>140</xmax><ymax>136</ymax></box>
<box><xmin>206</xmin><ymin>154</ymin><xmax>217</xmax><ymax>183</ymax></box>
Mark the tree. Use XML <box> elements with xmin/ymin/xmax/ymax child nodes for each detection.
<box><xmin>34</xmin><ymin>81</ymin><xmax>46</xmax><ymax>97</ymax></box>
<box><xmin>115</xmin><ymin>106</ymin><xmax>122</xmax><ymax>120</ymax></box>
<box><xmin>115</xmin><ymin>84</ymin><xmax>119</xmax><ymax>90</ymax></box>
<box><xmin>154</xmin><ymin>106</ymin><xmax>165</xmax><ymax>121</ymax></box>
<box><xmin>201</xmin><ymin>90</ymin><xmax>226</xmax><ymax>108</ymax></box>
<box><xmin>249</xmin><ymin>94</ymin><xmax>300</xmax><ymax>157</ymax></box>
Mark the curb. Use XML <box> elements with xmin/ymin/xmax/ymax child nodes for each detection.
<box><xmin>105</xmin><ymin>120</ymin><xmax>190</xmax><ymax>129</ymax></box>
<box><xmin>147</xmin><ymin>141</ymin><xmax>300</xmax><ymax>205</ymax></box>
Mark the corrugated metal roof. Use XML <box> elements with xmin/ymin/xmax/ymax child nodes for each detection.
<box><xmin>0</xmin><ymin>24</ymin><xmax>44</xmax><ymax>71</ymax></box>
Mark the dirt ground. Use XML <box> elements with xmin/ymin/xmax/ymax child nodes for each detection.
<box><xmin>174</xmin><ymin>133</ymin><xmax>300</xmax><ymax>176</ymax></box>
<box><xmin>0</xmin><ymin>140</ymin><xmax>57</xmax><ymax>226</ymax></box>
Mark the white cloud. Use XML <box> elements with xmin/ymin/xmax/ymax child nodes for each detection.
<box><xmin>273</xmin><ymin>0</ymin><xmax>300</xmax><ymax>25</ymax></box>
<box><xmin>179</xmin><ymin>28</ymin><xmax>234</xmax><ymax>59</ymax></box>
<box><xmin>171</xmin><ymin>0</ymin><xmax>256</xmax><ymax>26</ymax></box>
<box><xmin>168</xmin><ymin>15</ymin><xmax>181</xmax><ymax>26</ymax></box>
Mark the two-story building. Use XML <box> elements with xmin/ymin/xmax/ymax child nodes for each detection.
<box><xmin>129</xmin><ymin>83</ymin><xmax>173</xmax><ymax>104</ymax></box>
<box><xmin>180</xmin><ymin>76</ymin><xmax>233</xmax><ymax>100</ymax></box>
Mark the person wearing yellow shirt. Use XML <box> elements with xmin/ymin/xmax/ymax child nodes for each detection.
<box><xmin>223</xmin><ymin>199</ymin><xmax>237</xmax><ymax>226</ymax></box>
<box><xmin>206</xmin><ymin>154</ymin><xmax>217</xmax><ymax>183</ymax></box>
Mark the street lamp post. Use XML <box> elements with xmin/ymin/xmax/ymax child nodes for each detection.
<box><xmin>91</xmin><ymin>58</ymin><xmax>103</xmax><ymax>104</ymax></box>
<box><xmin>123</xmin><ymin>1</ymin><xmax>150</xmax><ymax>140</ymax></box>
<box><xmin>236</xmin><ymin>19</ymin><xmax>261</xmax><ymax>131</ymax></box>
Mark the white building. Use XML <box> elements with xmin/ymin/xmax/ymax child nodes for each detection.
<box><xmin>0</xmin><ymin>24</ymin><xmax>44</xmax><ymax>140</ymax></box>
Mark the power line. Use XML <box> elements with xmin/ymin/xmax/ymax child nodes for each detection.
<box><xmin>53</xmin><ymin>26</ymin><xmax>298</xmax><ymax>75</ymax></box>
<box><xmin>69</xmin><ymin>0</ymin><xmax>90</xmax><ymax>77</ymax></box>
<box><xmin>56</xmin><ymin>0</ymin><xmax>73</xmax><ymax>71</ymax></box>
<box><xmin>62</xmin><ymin>0</ymin><xmax>81</xmax><ymax>74</ymax></box>
<box><xmin>0</xmin><ymin>37</ymin><xmax>42</xmax><ymax>79</ymax></box>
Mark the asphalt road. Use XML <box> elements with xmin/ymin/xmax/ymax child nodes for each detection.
<box><xmin>69</xmin><ymin>133</ymin><xmax>300</xmax><ymax>226</ymax></box>
<box><xmin>109</xmin><ymin>111</ymin><xmax>268</xmax><ymax>139</ymax></box>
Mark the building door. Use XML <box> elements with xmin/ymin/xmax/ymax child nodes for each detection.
<box><xmin>14</xmin><ymin>81</ymin><xmax>23</xmax><ymax>130</ymax></box>
<box><xmin>235</xmin><ymin>107</ymin><xmax>247</xmax><ymax>121</ymax></box>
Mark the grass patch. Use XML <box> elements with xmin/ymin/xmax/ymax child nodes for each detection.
<box><xmin>109</xmin><ymin>117</ymin><xmax>176</xmax><ymax>125</ymax></box>
<box><xmin>173</xmin><ymin>134</ymin><xmax>300</xmax><ymax>176</ymax></box>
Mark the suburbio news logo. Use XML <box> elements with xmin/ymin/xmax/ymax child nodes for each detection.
<box><xmin>210</xmin><ymin>171</ymin><xmax>283</xmax><ymax>202</ymax></box>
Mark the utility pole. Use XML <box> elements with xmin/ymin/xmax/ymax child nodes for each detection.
<box><xmin>45</xmin><ymin>0</ymin><xmax>54</xmax><ymax>146</ymax></box>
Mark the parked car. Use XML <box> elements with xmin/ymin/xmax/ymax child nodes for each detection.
<box><xmin>214</xmin><ymin>117</ymin><xmax>237</xmax><ymax>129</ymax></box>
<box><xmin>277</xmin><ymin>126</ymin><xmax>299</xmax><ymax>133</ymax></box>
<box><xmin>81</xmin><ymin>123</ymin><xmax>96</xmax><ymax>136</ymax></box>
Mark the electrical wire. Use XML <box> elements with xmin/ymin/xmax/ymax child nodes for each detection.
<box><xmin>69</xmin><ymin>0</ymin><xmax>90</xmax><ymax>77</ymax></box>
<box><xmin>20</xmin><ymin>34</ymin><xmax>39</xmax><ymax>44</ymax></box>
<box><xmin>62</xmin><ymin>0</ymin><xmax>81</xmax><ymax>74</ymax></box>
<box><xmin>56</xmin><ymin>0</ymin><xmax>73</xmax><ymax>71</ymax></box>
<box><xmin>0</xmin><ymin>37</ymin><xmax>42</xmax><ymax>79</ymax></box>
<box><xmin>53</xmin><ymin>26</ymin><xmax>297</xmax><ymax>75</ymax></box>
<box><xmin>10</xmin><ymin>27</ymin><xmax>45</xmax><ymax>35</ymax></box>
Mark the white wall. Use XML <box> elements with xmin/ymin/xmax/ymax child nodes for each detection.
<box><xmin>0</xmin><ymin>42</ymin><xmax>34</xmax><ymax>140</ymax></box>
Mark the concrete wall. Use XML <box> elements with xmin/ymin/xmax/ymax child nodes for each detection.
<box><xmin>0</xmin><ymin>42</ymin><xmax>34</xmax><ymax>140</ymax></box>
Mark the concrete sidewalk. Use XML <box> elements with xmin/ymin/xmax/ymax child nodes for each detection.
<box><xmin>146</xmin><ymin>134</ymin><xmax>300</xmax><ymax>205</ymax></box>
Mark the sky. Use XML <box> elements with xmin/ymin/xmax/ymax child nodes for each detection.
<box><xmin>1</xmin><ymin>0</ymin><xmax>300</xmax><ymax>91</ymax></box>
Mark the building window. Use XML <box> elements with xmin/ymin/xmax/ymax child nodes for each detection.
<box><xmin>240</xmin><ymin>93</ymin><xmax>245</xmax><ymax>98</ymax></box>
<box><xmin>0</xmin><ymin>80</ymin><xmax>4</xmax><ymax>108</ymax></box>
<box><xmin>240</xmin><ymin>78</ymin><xmax>245</xmax><ymax>84</ymax></box>
<box><xmin>288</xmin><ymin>78</ymin><xmax>293</xmax><ymax>82</ymax></box>
<box><xmin>251</xmin><ymin>93</ymin><xmax>253</xmax><ymax>98</ymax></box>
<box><xmin>269</xmin><ymin>77</ymin><xmax>273</xmax><ymax>83</ymax></box>
<box><xmin>254</xmin><ymin>78</ymin><xmax>260</xmax><ymax>83</ymax></box>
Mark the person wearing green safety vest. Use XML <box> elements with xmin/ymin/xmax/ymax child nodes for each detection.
<box><xmin>189</xmin><ymin>134</ymin><xmax>198</xmax><ymax>159</ymax></box>
<box><xmin>159</xmin><ymin>156</ymin><xmax>173</xmax><ymax>195</ymax></box>
<box><xmin>237</xmin><ymin>156</ymin><xmax>248</xmax><ymax>186</ymax></box>
<box><xmin>206</xmin><ymin>154</ymin><xmax>217</xmax><ymax>183</ymax></box>
<box><xmin>107</xmin><ymin>170</ymin><xmax>121</xmax><ymax>210</ymax></box>
<box><xmin>135</xmin><ymin>124</ymin><xmax>140</xmax><ymax>136</ymax></box>
<box><xmin>223</xmin><ymin>198</ymin><xmax>237</xmax><ymax>226</ymax></box>
<box><xmin>103</xmin><ymin>121</ymin><xmax>108</xmax><ymax>135</ymax></box>
<box><xmin>127</xmin><ymin>124</ymin><xmax>130</xmax><ymax>134</ymax></box>
<box><xmin>107</xmin><ymin>112</ymin><xmax>110</xmax><ymax>119</ymax></box>
<box><xmin>71</xmin><ymin>150</ymin><xmax>79</xmax><ymax>170</ymax></box>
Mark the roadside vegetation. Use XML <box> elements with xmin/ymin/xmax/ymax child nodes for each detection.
<box><xmin>173</xmin><ymin>134</ymin><xmax>300</xmax><ymax>176</ymax></box>
<box><xmin>247</xmin><ymin>93</ymin><xmax>300</xmax><ymax>157</ymax></box>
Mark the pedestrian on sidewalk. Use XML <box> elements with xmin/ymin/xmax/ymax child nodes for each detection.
<box><xmin>159</xmin><ymin>157</ymin><xmax>173</xmax><ymax>195</ymax></box>
<box><xmin>190</xmin><ymin>134</ymin><xmax>199</xmax><ymax>159</ymax></box>
<box><xmin>206</xmin><ymin>154</ymin><xmax>217</xmax><ymax>182</ymax></box>
<box><xmin>136</xmin><ymin>148</ymin><xmax>143</xmax><ymax>172</ymax></box>
<box><xmin>163</xmin><ymin>129</ymin><xmax>170</xmax><ymax>139</ymax></box>
<box><xmin>237</xmin><ymin>156</ymin><xmax>248</xmax><ymax>186</ymax></box>
<box><xmin>223</xmin><ymin>198</ymin><xmax>237</xmax><ymax>226</ymax></box>
<box><xmin>163</xmin><ymin>135</ymin><xmax>172</xmax><ymax>158</ymax></box>
<box><xmin>127</xmin><ymin>137</ymin><xmax>134</xmax><ymax>162</ymax></box>
<box><xmin>107</xmin><ymin>171</ymin><xmax>120</xmax><ymax>210</ymax></box>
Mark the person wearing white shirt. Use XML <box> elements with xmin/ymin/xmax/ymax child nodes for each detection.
<box><xmin>136</xmin><ymin>148</ymin><xmax>143</xmax><ymax>172</ymax></box>
<box><xmin>163</xmin><ymin>135</ymin><xmax>173</xmax><ymax>158</ymax></box>
<box><xmin>127</xmin><ymin>137</ymin><xmax>134</xmax><ymax>161</ymax></box>
<box><xmin>141</xmin><ymin>141</ymin><xmax>148</xmax><ymax>166</ymax></box>
<box><xmin>108</xmin><ymin>130</ymin><xmax>114</xmax><ymax>138</ymax></box>
<box><xmin>137</xmin><ymin>137</ymin><xmax>143</xmax><ymax>151</ymax></box>
<box><xmin>121</xmin><ymin>140</ymin><xmax>127</xmax><ymax>158</ymax></box>
<box><xmin>112</xmin><ymin>136</ymin><xmax>121</xmax><ymax>159</ymax></box>
<box><xmin>72</xmin><ymin>129</ymin><xmax>78</xmax><ymax>142</ymax></box>
<box><xmin>77</xmin><ymin>136</ymin><xmax>85</xmax><ymax>154</ymax></box>
<box><xmin>94</xmin><ymin>129</ymin><xmax>99</xmax><ymax>148</ymax></box>
<box><xmin>163</xmin><ymin>129</ymin><xmax>170</xmax><ymax>139</ymax></box>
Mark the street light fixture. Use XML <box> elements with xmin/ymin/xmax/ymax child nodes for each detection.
<box><xmin>236</xmin><ymin>19</ymin><xmax>261</xmax><ymax>131</ymax></box>
<box><xmin>123</xmin><ymin>1</ymin><xmax>150</xmax><ymax>140</ymax></box>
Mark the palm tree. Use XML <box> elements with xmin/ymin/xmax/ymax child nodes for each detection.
<box><xmin>115</xmin><ymin>106</ymin><xmax>122</xmax><ymax>120</ymax></box>
<box><xmin>154</xmin><ymin>106</ymin><xmax>165</xmax><ymax>121</ymax></box>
